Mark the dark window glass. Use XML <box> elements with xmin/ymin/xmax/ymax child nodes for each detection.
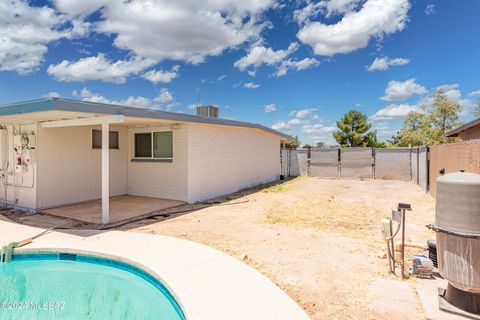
<box><xmin>134</xmin><ymin>133</ymin><xmax>152</xmax><ymax>157</ymax></box>
<box><xmin>92</xmin><ymin>130</ymin><xmax>119</xmax><ymax>149</ymax></box>
<box><xmin>153</xmin><ymin>131</ymin><xmax>173</xmax><ymax>158</ymax></box>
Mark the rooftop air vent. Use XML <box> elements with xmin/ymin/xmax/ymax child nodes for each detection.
<box><xmin>196</xmin><ymin>105</ymin><xmax>219</xmax><ymax>118</ymax></box>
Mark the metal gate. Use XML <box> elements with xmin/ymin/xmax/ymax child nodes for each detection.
<box><xmin>309</xmin><ymin>148</ymin><xmax>338</xmax><ymax>178</ymax></box>
<box><xmin>340</xmin><ymin>148</ymin><xmax>373</xmax><ymax>179</ymax></box>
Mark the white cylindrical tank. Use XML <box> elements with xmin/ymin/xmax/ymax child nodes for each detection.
<box><xmin>435</xmin><ymin>172</ymin><xmax>480</xmax><ymax>293</ymax></box>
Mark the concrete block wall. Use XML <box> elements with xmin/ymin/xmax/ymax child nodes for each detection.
<box><xmin>429</xmin><ymin>140</ymin><xmax>480</xmax><ymax>196</ymax></box>
<box><xmin>187</xmin><ymin>124</ymin><xmax>280</xmax><ymax>203</ymax></box>
<box><xmin>374</xmin><ymin>148</ymin><xmax>412</xmax><ymax>181</ymax></box>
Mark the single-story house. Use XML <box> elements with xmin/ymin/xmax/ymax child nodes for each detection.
<box><xmin>0</xmin><ymin>98</ymin><xmax>290</xmax><ymax>224</ymax></box>
<box><xmin>445</xmin><ymin>117</ymin><xmax>480</xmax><ymax>141</ymax></box>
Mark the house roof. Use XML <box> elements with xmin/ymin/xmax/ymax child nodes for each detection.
<box><xmin>445</xmin><ymin>117</ymin><xmax>480</xmax><ymax>137</ymax></box>
<box><xmin>0</xmin><ymin>98</ymin><xmax>292</xmax><ymax>140</ymax></box>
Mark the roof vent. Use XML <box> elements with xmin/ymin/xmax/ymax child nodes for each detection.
<box><xmin>196</xmin><ymin>105</ymin><xmax>219</xmax><ymax>118</ymax></box>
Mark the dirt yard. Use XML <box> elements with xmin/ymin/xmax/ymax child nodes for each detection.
<box><xmin>123</xmin><ymin>177</ymin><xmax>435</xmax><ymax>319</ymax></box>
<box><xmin>3</xmin><ymin>177</ymin><xmax>436</xmax><ymax>319</ymax></box>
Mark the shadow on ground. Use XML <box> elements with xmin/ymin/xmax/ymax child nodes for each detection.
<box><xmin>0</xmin><ymin>178</ymin><xmax>293</xmax><ymax>237</ymax></box>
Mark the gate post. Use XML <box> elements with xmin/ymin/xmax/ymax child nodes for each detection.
<box><xmin>372</xmin><ymin>147</ymin><xmax>375</xmax><ymax>180</ymax></box>
<box><xmin>337</xmin><ymin>148</ymin><xmax>341</xmax><ymax>178</ymax></box>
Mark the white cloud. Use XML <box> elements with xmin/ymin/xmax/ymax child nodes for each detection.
<box><xmin>433</xmin><ymin>84</ymin><xmax>476</xmax><ymax>115</ymax></box>
<box><xmin>297</xmin><ymin>0</ymin><xmax>410</xmax><ymax>56</ymax></box>
<box><xmin>154</xmin><ymin>88</ymin><xmax>174</xmax><ymax>104</ymax></box>
<box><xmin>380</xmin><ymin>78</ymin><xmax>428</xmax><ymax>101</ymax></box>
<box><xmin>234</xmin><ymin>42</ymin><xmax>298</xmax><ymax>72</ymax></box>
<box><xmin>367</xmin><ymin>56</ymin><xmax>409</xmax><ymax>72</ymax></box>
<box><xmin>301</xmin><ymin>123</ymin><xmax>337</xmax><ymax>145</ymax></box>
<box><xmin>87</xmin><ymin>0</ymin><xmax>276</xmax><ymax>64</ymax></box>
<box><xmin>287</xmin><ymin>118</ymin><xmax>306</xmax><ymax>126</ymax></box>
<box><xmin>290</xmin><ymin>108</ymin><xmax>318</xmax><ymax>119</ymax></box>
<box><xmin>301</xmin><ymin>123</ymin><xmax>336</xmax><ymax>134</ymax></box>
<box><xmin>469</xmin><ymin>89</ymin><xmax>480</xmax><ymax>97</ymax></box>
<box><xmin>370</xmin><ymin>103</ymin><xmax>417</xmax><ymax>120</ymax></box>
<box><xmin>294</xmin><ymin>0</ymin><xmax>362</xmax><ymax>23</ymax></box>
<box><xmin>244</xmin><ymin>82</ymin><xmax>260</xmax><ymax>89</ymax></box>
<box><xmin>437</xmin><ymin>84</ymin><xmax>461</xmax><ymax>101</ymax></box>
<box><xmin>77</xmin><ymin>87</ymin><xmax>176</xmax><ymax>110</ymax></box>
<box><xmin>217</xmin><ymin>74</ymin><xmax>226</xmax><ymax>81</ymax></box>
<box><xmin>323</xmin><ymin>0</ymin><xmax>363</xmax><ymax>16</ymax></box>
<box><xmin>272</xmin><ymin>121</ymin><xmax>290</xmax><ymax>130</ymax></box>
<box><xmin>48</xmin><ymin>53</ymin><xmax>155</xmax><ymax>83</ymax></box>
<box><xmin>0</xmin><ymin>0</ymin><xmax>80</xmax><ymax>74</ymax></box>
<box><xmin>271</xmin><ymin>106</ymin><xmax>329</xmax><ymax>144</ymax></box>
<box><xmin>43</xmin><ymin>91</ymin><xmax>62</xmax><ymax>98</ymax></box>
<box><xmin>235</xmin><ymin>42</ymin><xmax>319</xmax><ymax>77</ymax></box>
<box><xmin>142</xmin><ymin>65</ymin><xmax>179</xmax><ymax>84</ymax></box>
<box><xmin>52</xmin><ymin>0</ymin><xmax>111</xmax><ymax>16</ymax></box>
<box><xmin>425</xmin><ymin>4</ymin><xmax>435</xmax><ymax>15</ymax></box>
<box><xmin>275</xmin><ymin>57</ymin><xmax>319</xmax><ymax>77</ymax></box>
<box><xmin>264</xmin><ymin>103</ymin><xmax>276</xmax><ymax>113</ymax></box>
<box><xmin>372</xmin><ymin>121</ymin><xmax>396</xmax><ymax>141</ymax></box>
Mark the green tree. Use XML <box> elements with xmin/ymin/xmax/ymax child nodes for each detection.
<box><xmin>284</xmin><ymin>136</ymin><xmax>301</xmax><ymax>149</ymax></box>
<box><xmin>392</xmin><ymin>89</ymin><xmax>461</xmax><ymax>146</ymax></box>
<box><xmin>333</xmin><ymin>110</ymin><xmax>380</xmax><ymax>147</ymax></box>
<box><xmin>428</xmin><ymin>89</ymin><xmax>461</xmax><ymax>131</ymax></box>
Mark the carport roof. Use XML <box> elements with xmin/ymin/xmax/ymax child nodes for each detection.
<box><xmin>0</xmin><ymin>98</ymin><xmax>292</xmax><ymax>140</ymax></box>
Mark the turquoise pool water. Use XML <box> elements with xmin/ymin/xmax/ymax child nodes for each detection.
<box><xmin>0</xmin><ymin>253</ymin><xmax>185</xmax><ymax>320</ymax></box>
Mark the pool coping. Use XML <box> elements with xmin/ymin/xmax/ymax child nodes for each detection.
<box><xmin>1</xmin><ymin>220</ymin><xmax>310</xmax><ymax>320</ymax></box>
<box><xmin>11</xmin><ymin>249</ymin><xmax>186</xmax><ymax>319</ymax></box>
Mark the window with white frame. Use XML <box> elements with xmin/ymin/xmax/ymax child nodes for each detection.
<box><xmin>133</xmin><ymin>131</ymin><xmax>173</xmax><ymax>159</ymax></box>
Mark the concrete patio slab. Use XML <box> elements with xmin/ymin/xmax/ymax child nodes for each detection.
<box><xmin>368</xmin><ymin>278</ymin><xmax>421</xmax><ymax>320</ymax></box>
<box><xmin>0</xmin><ymin>220</ymin><xmax>309</xmax><ymax>320</ymax></box>
<box><xmin>41</xmin><ymin>195</ymin><xmax>184</xmax><ymax>224</ymax></box>
<box><xmin>415</xmin><ymin>277</ymin><xmax>465</xmax><ymax>320</ymax></box>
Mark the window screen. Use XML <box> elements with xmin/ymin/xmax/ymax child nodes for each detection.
<box><xmin>134</xmin><ymin>133</ymin><xmax>152</xmax><ymax>157</ymax></box>
<box><xmin>153</xmin><ymin>131</ymin><xmax>173</xmax><ymax>158</ymax></box>
<box><xmin>92</xmin><ymin>130</ymin><xmax>119</xmax><ymax>149</ymax></box>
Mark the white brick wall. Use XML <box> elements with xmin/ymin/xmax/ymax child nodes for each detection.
<box><xmin>127</xmin><ymin>125</ymin><xmax>189</xmax><ymax>201</ymax></box>
<box><xmin>187</xmin><ymin>124</ymin><xmax>280</xmax><ymax>203</ymax></box>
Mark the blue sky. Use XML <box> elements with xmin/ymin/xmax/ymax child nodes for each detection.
<box><xmin>1</xmin><ymin>0</ymin><xmax>479</xmax><ymax>145</ymax></box>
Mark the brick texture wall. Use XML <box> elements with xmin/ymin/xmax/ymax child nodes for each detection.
<box><xmin>429</xmin><ymin>140</ymin><xmax>480</xmax><ymax>196</ymax></box>
<box><xmin>459</xmin><ymin>125</ymin><xmax>480</xmax><ymax>141</ymax></box>
<box><xmin>187</xmin><ymin>124</ymin><xmax>280</xmax><ymax>203</ymax></box>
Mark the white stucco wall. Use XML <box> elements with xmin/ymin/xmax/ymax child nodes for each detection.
<box><xmin>187</xmin><ymin>124</ymin><xmax>280</xmax><ymax>203</ymax></box>
<box><xmin>0</xmin><ymin>123</ymin><xmax>38</xmax><ymax>210</ymax></box>
<box><xmin>36</xmin><ymin>125</ymin><xmax>128</xmax><ymax>208</ymax></box>
<box><xmin>127</xmin><ymin>125</ymin><xmax>189</xmax><ymax>202</ymax></box>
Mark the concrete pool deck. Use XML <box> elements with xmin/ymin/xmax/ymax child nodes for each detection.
<box><xmin>0</xmin><ymin>220</ymin><xmax>309</xmax><ymax>320</ymax></box>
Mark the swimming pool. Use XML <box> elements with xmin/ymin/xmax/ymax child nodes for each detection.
<box><xmin>0</xmin><ymin>252</ymin><xmax>185</xmax><ymax>320</ymax></box>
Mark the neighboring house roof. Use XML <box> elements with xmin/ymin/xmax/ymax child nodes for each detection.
<box><xmin>445</xmin><ymin>117</ymin><xmax>480</xmax><ymax>137</ymax></box>
<box><xmin>0</xmin><ymin>98</ymin><xmax>292</xmax><ymax>140</ymax></box>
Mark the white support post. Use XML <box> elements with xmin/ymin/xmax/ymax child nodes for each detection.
<box><xmin>102</xmin><ymin>123</ymin><xmax>109</xmax><ymax>224</ymax></box>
